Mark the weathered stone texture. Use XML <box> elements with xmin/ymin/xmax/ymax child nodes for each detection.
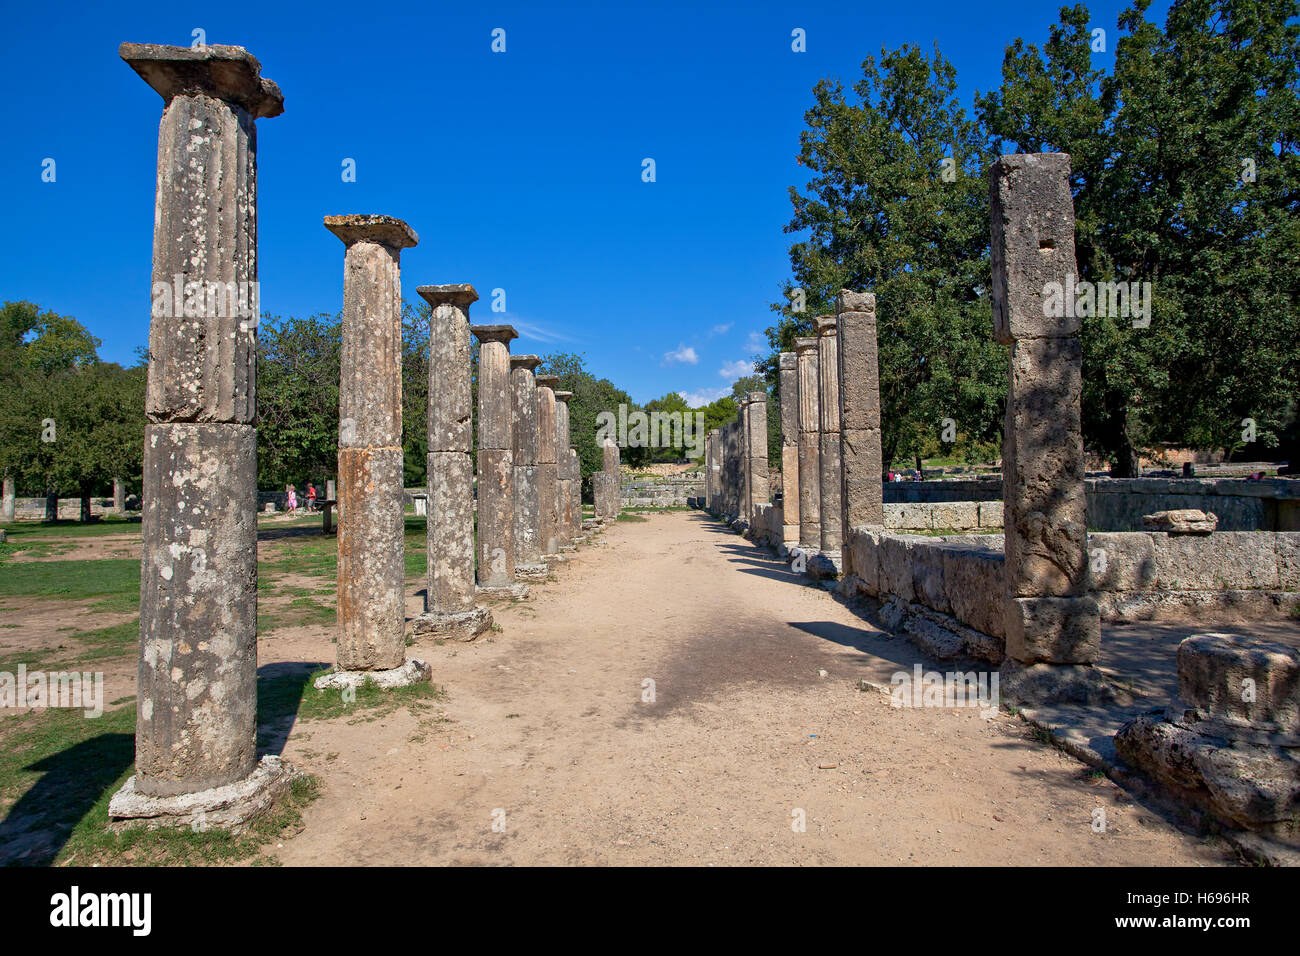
<box><xmin>137</xmin><ymin>423</ymin><xmax>258</xmax><ymax>796</ymax></box>
<box><xmin>336</xmin><ymin>446</ymin><xmax>406</xmax><ymax>670</ymax></box>
<box><xmin>420</xmin><ymin>284</ymin><xmax>477</xmax><ymax>454</ymax></box>
<box><xmin>476</xmin><ymin>447</ymin><xmax>515</xmax><ymax>587</ymax></box>
<box><xmin>989</xmin><ymin>152</ymin><xmax>1079</xmax><ymax>345</ymax></box>
<box><xmin>427</xmin><ymin>451</ymin><xmax>476</xmax><ymax>613</ymax></box>
<box><xmin>1143</xmin><ymin>509</ymin><xmax>1218</xmax><ymax>533</ymax></box>
<box><xmin>1005</xmin><ymin>596</ymin><xmax>1101</xmax><ymax>664</ymax></box>
<box><xmin>795</xmin><ymin>338</ymin><xmax>821</xmax><ymax>549</ymax></box>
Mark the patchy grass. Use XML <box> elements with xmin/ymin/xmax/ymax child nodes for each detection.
<box><xmin>0</xmin><ymin>516</ymin><xmax>141</xmax><ymax>541</ymax></box>
<box><xmin>616</xmin><ymin>512</ymin><xmax>649</xmax><ymax>522</ymax></box>
<box><xmin>0</xmin><ymin>558</ymin><xmax>139</xmax><ymax>613</ymax></box>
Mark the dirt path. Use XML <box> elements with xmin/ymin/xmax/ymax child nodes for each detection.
<box><xmin>270</xmin><ymin>512</ymin><xmax>1232</xmax><ymax>866</ymax></box>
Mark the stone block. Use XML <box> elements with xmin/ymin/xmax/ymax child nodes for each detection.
<box><xmin>841</xmin><ymin>427</ymin><xmax>883</xmax><ymax>530</ymax></box>
<box><xmin>1086</xmin><ymin>531</ymin><xmax>1158</xmax><ymax>592</ymax></box>
<box><xmin>910</xmin><ymin>542</ymin><xmax>951</xmax><ymax>615</ymax></box>
<box><xmin>1004</xmin><ymin>595</ymin><xmax>1101</xmax><ymax>664</ymax></box>
<box><xmin>878</xmin><ymin>534</ymin><xmax>918</xmax><ymax>602</ymax></box>
<box><xmin>1153</xmin><ymin>532</ymin><xmax>1279</xmax><ymax>591</ymax></box>
<box><xmin>978</xmin><ymin>501</ymin><xmax>1004</xmax><ymax>528</ymax></box>
<box><xmin>1143</xmin><ymin>509</ymin><xmax>1218</xmax><ymax>533</ymax></box>
<box><xmin>1177</xmin><ymin>634</ymin><xmax>1300</xmax><ymax>733</ymax></box>
<box><xmin>943</xmin><ymin>545</ymin><xmax>1007</xmax><ymax>639</ymax></box>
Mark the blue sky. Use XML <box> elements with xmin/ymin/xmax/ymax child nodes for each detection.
<box><xmin>1</xmin><ymin>0</ymin><xmax>1163</xmax><ymax>406</ymax></box>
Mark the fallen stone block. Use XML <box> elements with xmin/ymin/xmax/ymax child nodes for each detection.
<box><xmin>1143</xmin><ymin>509</ymin><xmax>1218</xmax><ymax>533</ymax></box>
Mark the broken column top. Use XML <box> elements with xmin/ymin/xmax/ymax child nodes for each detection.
<box><xmin>554</xmin><ymin>390</ymin><xmax>573</xmax><ymax>401</ymax></box>
<box><xmin>510</xmin><ymin>355</ymin><xmax>543</xmax><ymax>371</ymax></box>
<box><xmin>836</xmin><ymin>290</ymin><xmax>876</xmax><ymax>313</ymax></box>
<box><xmin>779</xmin><ymin>351</ymin><xmax>797</xmax><ymax>370</ymax></box>
<box><xmin>119</xmin><ymin>42</ymin><xmax>284</xmax><ymax>118</ymax></box>
<box><xmin>535</xmin><ymin>375</ymin><xmax>560</xmax><ymax>389</ymax></box>
<box><xmin>814</xmin><ymin>315</ymin><xmax>838</xmax><ymax>334</ymax></box>
<box><xmin>794</xmin><ymin>336</ymin><xmax>819</xmax><ymax>353</ymax></box>
<box><xmin>324</xmin><ymin>214</ymin><xmax>418</xmax><ymax>249</ymax></box>
<box><xmin>748</xmin><ymin>391</ymin><xmax>766</xmax><ymax>403</ymax></box>
<box><xmin>418</xmin><ymin>283</ymin><xmax>478</xmax><ymax>307</ymax></box>
<box><xmin>470</xmin><ymin>325</ymin><xmax>518</xmax><ymax>344</ymax></box>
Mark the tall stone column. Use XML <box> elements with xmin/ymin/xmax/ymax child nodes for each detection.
<box><xmin>471</xmin><ymin>325</ymin><xmax>527</xmax><ymax>596</ymax></box>
<box><xmin>837</xmin><ymin>291</ymin><xmax>884</xmax><ymax>550</ymax></box>
<box><xmin>989</xmin><ymin>153</ymin><xmax>1107</xmax><ymax>704</ymax></box>
<box><xmin>318</xmin><ymin>214</ymin><xmax>428</xmax><ymax>689</ymax></box>
<box><xmin>535</xmin><ymin>375</ymin><xmax>561</xmax><ymax>557</ymax></box>
<box><xmin>795</xmin><ymin>337</ymin><xmax>821</xmax><ymax>551</ymax></box>
<box><xmin>745</xmin><ymin>392</ymin><xmax>769</xmax><ymax>524</ymax></box>
<box><xmin>554</xmin><ymin>390</ymin><xmax>577</xmax><ymax>550</ymax></box>
<box><xmin>111</xmin><ymin>43</ymin><xmax>293</xmax><ymax>828</ymax></box>
<box><xmin>815</xmin><ymin>316</ymin><xmax>842</xmax><ymax>566</ymax></box>
<box><xmin>737</xmin><ymin>396</ymin><xmax>752</xmax><ymax>525</ymax></box>
<box><xmin>412</xmin><ymin>284</ymin><xmax>492</xmax><ymax>640</ymax></box>
<box><xmin>510</xmin><ymin>355</ymin><xmax>547</xmax><ymax>579</ymax></box>
<box><xmin>778</xmin><ymin>352</ymin><xmax>800</xmax><ymax>545</ymax></box>
<box><xmin>594</xmin><ymin>438</ymin><xmax>620</xmax><ymax>520</ymax></box>
<box><xmin>112</xmin><ymin>478</ymin><xmax>126</xmax><ymax>513</ymax></box>
<box><xmin>1</xmin><ymin>476</ymin><xmax>14</xmax><ymax>523</ymax></box>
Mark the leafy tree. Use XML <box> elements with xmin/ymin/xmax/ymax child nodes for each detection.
<box><xmin>768</xmin><ymin>44</ymin><xmax>1005</xmax><ymax>477</ymax></box>
<box><xmin>256</xmin><ymin>312</ymin><xmax>342</xmax><ymax>490</ymax></box>
<box><xmin>979</xmin><ymin>0</ymin><xmax>1300</xmax><ymax>471</ymax></box>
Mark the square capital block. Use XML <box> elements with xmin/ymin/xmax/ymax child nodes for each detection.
<box><xmin>324</xmin><ymin>214</ymin><xmax>418</xmax><ymax>250</ymax></box>
<box><xmin>988</xmin><ymin>152</ymin><xmax>1079</xmax><ymax>344</ymax></box>
<box><xmin>418</xmin><ymin>283</ymin><xmax>478</xmax><ymax>308</ymax></box>
<box><xmin>121</xmin><ymin>42</ymin><xmax>284</xmax><ymax>118</ymax></box>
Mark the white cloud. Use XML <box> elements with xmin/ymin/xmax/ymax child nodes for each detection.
<box><xmin>664</xmin><ymin>343</ymin><xmax>699</xmax><ymax>365</ymax></box>
<box><xmin>718</xmin><ymin>359</ymin><xmax>755</xmax><ymax>380</ymax></box>
<box><xmin>744</xmin><ymin>330</ymin><xmax>767</xmax><ymax>353</ymax></box>
<box><xmin>677</xmin><ymin>386</ymin><xmax>731</xmax><ymax>408</ymax></box>
<box><xmin>710</xmin><ymin>322</ymin><xmax>733</xmax><ymax>336</ymax></box>
<box><xmin>506</xmin><ymin>315</ymin><xmax>578</xmax><ymax>344</ymax></box>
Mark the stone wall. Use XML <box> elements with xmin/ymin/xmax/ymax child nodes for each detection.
<box><xmin>841</xmin><ymin>527</ymin><xmax>1300</xmax><ymax>661</ymax></box>
<box><xmin>8</xmin><ymin>497</ymin><xmax>127</xmax><ymax>520</ymax></box>
<box><xmin>622</xmin><ymin>473</ymin><xmax>703</xmax><ymax>508</ymax></box>
<box><xmin>880</xmin><ymin>476</ymin><xmax>1299</xmax><ymax>531</ymax></box>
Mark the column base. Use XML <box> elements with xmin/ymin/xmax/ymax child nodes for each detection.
<box><xmin>807</xmin><ymin>551</ymin><xmax>842</xmax><ymax>580</ymax></box>
<box><xmin>108</xmin><ymin>755</ymin><xmax>299</xmax><ymax>835</ymax></box>
<box><xmin>514</xmin><ymin>563</ymin><xmax>550</xmax><ymax>581</ymax></box>
<box><xmin>478</xmin><ymin>582</ymin><xmax>531</xmax><ymax>600</ymax></box>
<box><xmin>998</xmin><ymin>660</ymin><xmax>1126</xmax><ymax>706</ymax></box>
<box><xmin>410</xmin><ymin>607</ymin><xmax>492</xmax><ymax>641</ymax></box>
<box><xmin>313</xmin><ymin>658</ymin><xmax>432</xmax><ymax>691</ymax></box>
<box><xmin>542</xmin><ymin>552</ymin><xmax>567</xmax><ymax>563</ymax></box>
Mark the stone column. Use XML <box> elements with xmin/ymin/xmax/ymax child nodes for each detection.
<box><xmin>112</xmin><ymin>478</ymin><xmax>125</xmax><ymax>514</ymax></box>
<box><xmin>326</xmin><ymin>478</ymin><xmax>336</xmax><ymax>501</ymax></box>
<box><xmin>510</xmin><ymin>356</ymin><xmax>547</xmax><ymax>579</ymax></box>
<box><xmin>319</xmin><ymin>214</ymin><xmax>427</xmax><ymax>689</ymax></box>
<box><xmin>1</xmin><ymin>476</ymin><xmax>13</xmax><ymax>523</ymax></box>
<box><xmin>815</xmin><ymin>316</ymin><xmax>842</xmax><ymax>565</ymax></box>
<box><xmin>594</xmin><ymin>438</ymin><xmax>620</xmax><ymax>520</ymax></box>
<box><xmin>837</xmin><ymin>291</ymin><xmax>884</xmax><ymax>549</ymax></box>
<box><xmin>778</xmin><ymin>352</ymin><xmax>800</xmax><ymax>545</ymax></box>
<box><xmin>554</xmin><ymin>390</ymin><xmax>577</xmax><ymax>550</ymax></box>
<box><xmin>411</xmin><ymin>284</ymin><xmax>492</xmax><ymax>640</ymax></box>
<box><xmin>746</xmin><ymin>392</ymin><xmax>769</xmax><ymax>524</ymax></box>
<box><xmin>989</xmin><ymin>153</ymin><xmax>1105</xmax><ymax>704</ymax></box>
<box><xmin>472</xmin><ymin>325</ymin><xmax>526</xmax><ymax>596</ymax></box>
<box><xmin>111</xmin><ymin>43</ymin><xmax>293</xmax><ymax>828</ymax></box>
<box><xmin>737</xmin><ymin>396</ymin><xmax>752</xmax><ymax>525</ymax></box>
<box><xmin>535</xmin><ymin>375</ymin><xmax>561</xmax><ymax>557</ymax></box>
<box><xmin>794</xmin><ymin>336</ymin><xmax>821</xmax><ymax>551</ymax></box>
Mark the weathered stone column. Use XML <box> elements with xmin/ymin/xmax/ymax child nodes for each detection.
<box><xmin>510</xmin><ymin>355</ymin><xmax>547</xmax><ymax>579</ymax></box>
<box><xmin>794</xmin><ymin>336</ymin><xmax>821</xmax><ymax>551</ymax></box>
<box><xmin>112</xmin><ymin>478</ymin><xmax>126</xmax><ymax>513</ymax></box>
<box><xmin>989</xmin><ymin>153</ymin><xmax>1106</xmax><ymax>704</ymax></box>
<box><xmin>535</xmin><ymin>375</ymin><xmax>561</xmax><ymax>557</ymax></box>
<box><xmin>411</xmin><ymin>284</ymin><xmax>492</xmax><ymax>640</ymax></box>
<box><xmin>778</xmin><ymin>352</ymin><xmax>800</xmax><ymax>545</ymax></box>
<box><xmin>111</xmin><ymin>43</ymin><xmax>293</xmax><ymax>828</ymax></box>
<box><xmin>837</xmin><ymin>291</ymin><xmax>884</xmax><ymax>549</ymax></box>
<box><xmin>737</xmin><ymin>396</ymin><xmax>752</xmax><ymax>525</ymax></box>
<box><xmin>1</xmin><ymin>476</ymin><xmax>14</xmax><ymax>523</ymax></box>
<box><xmin>594</xmin><ymin>437</ymin><xmax>620</xmax><ymax>520</ymax></box>
<box><xmin>318</xmin><ymin>214</ymin><xmax>428</xmax><ymax>690</ymax></box>
<box><xmin>815</xmin><ymin>316</ymin><xmax>842</xmax><ymax>567</ymax></box>
<box><xmin>554</xmin><ymin>390</ymin><xmax>577</xmax><ymax>550</ymax></box>
<box><xmin>471</xmin><ymin>325</ymin><xmax>526</xmax><ymax>596</ymax></box>
<box><xmin>745</xmin><ymin>392</ymin><xmax>769</xmax><ymax>524</ymax></box>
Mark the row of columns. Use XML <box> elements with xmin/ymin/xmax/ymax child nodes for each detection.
<box><xmin>702</xmin><ymin>392</ymin><xmax>768</xmax><ymax>527</ymax></box>
<box><xmin>110</xmin><ymin>41</ymin><xmax>596</xmax><ymax>830</ymax></box>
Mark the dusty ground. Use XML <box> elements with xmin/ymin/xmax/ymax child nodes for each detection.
<box><xmin>263</xmin><ymin>512</ymin><xmax>1232</xmax><ymax>866</ymax></box>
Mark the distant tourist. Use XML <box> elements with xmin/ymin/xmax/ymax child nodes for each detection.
<box><xmin>287</xmin><ymin>484</ymin><xmax>298</xmax><ymax>515</ymax></box>
<box><xmin>307</xmin><ymin>482</ymin><xmax>318</xmax><ymax>511</ymax></box>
